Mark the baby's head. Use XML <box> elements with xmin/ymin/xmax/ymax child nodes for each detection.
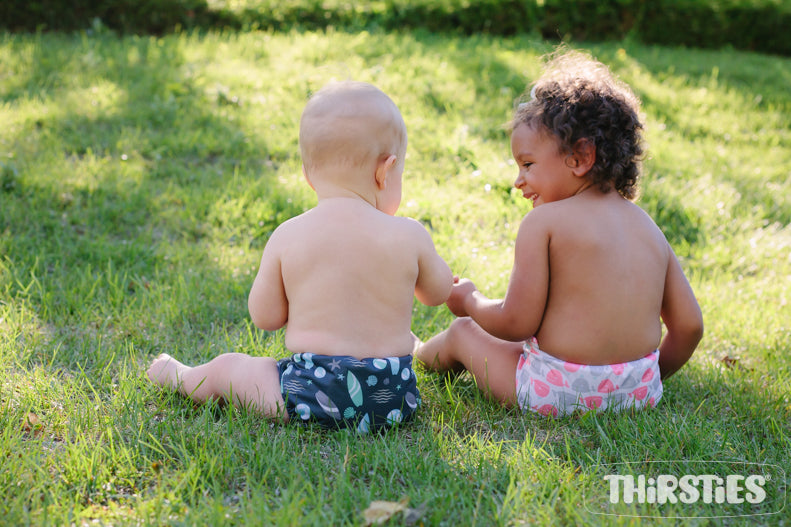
<box><xmin>513</xmin><ymin>50</ymin><xmax>644</xmax><ymax>200</ymax></box>
<box><xmin>299</xmin><ymin>81</ymin><xmax>407</xmax><ymax>188</ymax></box>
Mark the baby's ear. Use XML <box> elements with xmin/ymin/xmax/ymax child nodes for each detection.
<box><xmin>569</xmin><ymin>138</ymin><xmax>595</xmax><ymax>176</ymax></box>
<box><xmin>374</xmin><ymin>154</ymin><xmax>398</xmax><ymax>189</ymax></box>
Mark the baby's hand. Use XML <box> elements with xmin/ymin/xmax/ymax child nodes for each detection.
<box><xmin>446</xmin><ymin>278</ymin><xmax>477</xmax><ymax>317</ymax></box>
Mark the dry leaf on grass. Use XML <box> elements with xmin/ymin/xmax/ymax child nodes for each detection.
<box><xmin>22</xmin><ymin>412</ymin><xmax>44</xmax><ymax>438</ymax></box>
<box><xmin>362</xmin><ymin>497</ymin><xmax>427</xmax><ymax>526</ymax></box>
<box><xmin>719</xmin><ymin>355</ymin><xmax>752</xmax><ymax>371</ymax></box>
<box><xmin>363</xmin><ymin>497</ymin><xmax>409</xmax><ymax>525</ymax></box>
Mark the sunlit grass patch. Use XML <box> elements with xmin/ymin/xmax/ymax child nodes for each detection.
<box><xmin>1</xmin><ymin>29</ymin><xmax>789</xmax><ymax>525</ymax></box>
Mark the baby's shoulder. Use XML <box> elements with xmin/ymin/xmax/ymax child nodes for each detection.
<box><xmin>269</xmin><ymin>209</ymin><xmax>309</xmax><ymax>235</ymax></box>
<box><xmin>383</xmin><ymin>215</ymin><xmax>434</xmax><ymax>245</ymax></box>
<box><xmin>520</xmin><ymin>200</ymin><xmax>573</xmax><ymax>229</ymax></box>
<box><xmin>264</xmin><ymin>209</ymin><xmax>318</xmax><ymax>250</ymax></box>
<box><xmin>621</xmin><ymin>200</ymin><xmax>668</xmax><ymax>238</ymax></box>
<box><xmin>389</xmin><ymin>214</ymin><xmax>428</xmax><ymax>231</ymax></box>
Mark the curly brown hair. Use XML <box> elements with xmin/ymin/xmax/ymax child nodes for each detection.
<box><xmin>512</xmin><ymin>49</ymin><xmax>644</xmax><ymax>200</ymax></box>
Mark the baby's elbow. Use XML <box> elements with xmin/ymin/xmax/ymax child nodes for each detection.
<box><xmin>416</xmin><ymin>287</ymin><xmax>451</xmax><ymax>307</ymax></box>
<box><xmin>248</xmin><ymin>299</ymin><xmax>287</xmax><ymax>331</ymax></box>
<box><xmin>687</xmin><ymin>307</ymin><xmax>704</xmax><ymax>340</ymax></box>
<box><xmin>416</xmin><ymin>277</ymin><xmax>454</xmax><ymax>307</ymax></box>
<box><xmin>499</xmin><ymin>326</ymin><xmax>535</xmax><ymax>343</ymax></box>
<box><xmin>675</xmin><ymin>314</ymin><xmax>703</xmax><ymax>347</ymax></box>
<box><xmin>691</xmin><ymin>317</ymin><xmax>704</xmax><ymax>344</ymax></box>
<box><xmin>250</xmin><ymin>313</ymin><xmax>287</xmax><ymax>332</ymax></box>
<box><xmin>492</xmin><ymin>313</ymin><xmax>536</xmax><ymax>343</ymax></box>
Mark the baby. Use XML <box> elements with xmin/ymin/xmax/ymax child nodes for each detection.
<box><xmin>415</xmin><ymin>50</ymin><xmax>704</xmax><ymax>417</ymax></box>
<box><xmin>148</xmin><ymin>81</ymin><xmax>453</xmax><ymax>432</ymax></box>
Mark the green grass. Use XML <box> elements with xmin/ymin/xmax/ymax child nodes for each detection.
<box><xmin>1</xmin><ymin>28</ymin><xmax>790</xmax><ymax>525</ymax></box>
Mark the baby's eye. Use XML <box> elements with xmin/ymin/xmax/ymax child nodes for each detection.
<box><xmin>522</xmin><ymin>162</ymin><xmax>533</xmax><ymax>169</ymax></box>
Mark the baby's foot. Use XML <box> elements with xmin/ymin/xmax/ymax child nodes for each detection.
<box><xmin>410</xmin><ymin>332</ymin><xmax>422</xmax><ymax>357</ymax></box>
<box><xmin>147</xmin><ymin>353</ymin><xmax>186</xmax><ymax>390</ymax></box>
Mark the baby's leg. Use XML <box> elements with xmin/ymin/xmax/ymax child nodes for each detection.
<box><xmin>415</xmin><ymin>317</ymin><xmax>523</xmax><ymax>406</ymax></box>
<box><xmin>147</xmin><ymin>353</ymin><xmax>286</xmax><ymax>420</ymax></box>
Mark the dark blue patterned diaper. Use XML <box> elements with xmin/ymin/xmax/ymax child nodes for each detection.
<box><xmin>277</xmin><ymin>353</ymin><xmax>420</xmax><ymax>433</ymax></box>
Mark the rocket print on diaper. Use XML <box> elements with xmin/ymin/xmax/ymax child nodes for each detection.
<box><xmin>515</xmin><ymin>338</ymin><xmax>663</xmax><ymax>417</ymax></box>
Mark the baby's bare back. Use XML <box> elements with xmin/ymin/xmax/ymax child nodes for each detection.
<box><xmin>536</xmin><ymin>191</ymin><xmax>669</xmax><ymax>364</ymax></box>
<box><xmin>277</xmin><ymin>199</ymin><xmax>424</xmax><ymax>358</ymax></box>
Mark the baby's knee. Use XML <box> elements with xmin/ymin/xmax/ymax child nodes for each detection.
<box><xmin>447</xmin><ymin>317</ymin><xmax>477</xmax><ymax>342</ymax></box>
<box><xmin>208</xmin><ymin>352</ymin><xmax>246</xmax><ymax>370</ymax></box>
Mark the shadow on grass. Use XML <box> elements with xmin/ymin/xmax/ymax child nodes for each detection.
<box><xmin>0</xmin><ymin>33</ymin><xmax>299</xmax><ymax>369</ymax></box>
<box><xmin>2</xmin><ymin>28</ymin><xmax>789</xmax><ymax>411</ymax></box>
<box><xmin>416</xmin><ymin>360</ymin><xmax>790</xmax><ymax>519</ymax></box>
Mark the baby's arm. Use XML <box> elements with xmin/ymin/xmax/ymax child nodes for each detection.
<box><xmin>658</xmin><ymin>246</ymin><xmax>703</xmax><ymax>379</ymax></box>
<box><xmin>449</xmin><ymin>213</ymin><xmax>549</xmax><ymax>342</ymax></box>
<box><xmin>411</xmin><ymin>220</ymin><xmax>453</xmax><ymax>306</ymax></box>
<box><xmin>248</xmin><ymin>227</ymin><xmax>289</xmax><ymax>331</ymax></box>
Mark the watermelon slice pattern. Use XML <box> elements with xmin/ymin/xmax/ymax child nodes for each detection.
<box><xmin>515</xmin><ymin>337</ymin><xmax>663</xmax><ymax>417</ymax></box>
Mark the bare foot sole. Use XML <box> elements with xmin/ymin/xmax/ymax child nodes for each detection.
<box><xmin>147</xmin><ymin>353</ymin><xmax>186</xmax><ymax>390</ymax></box>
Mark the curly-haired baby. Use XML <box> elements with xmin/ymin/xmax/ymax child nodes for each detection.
<box><xmin>415</xmin><ymin>50</ymin><xmax>703</xmax><ymax>417</ymax></box>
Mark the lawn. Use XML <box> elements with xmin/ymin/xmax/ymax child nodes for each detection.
<box><xmin>1</xmin><ymin>27</ymin><xmax>790</xmax><ymax>525</ymax></box>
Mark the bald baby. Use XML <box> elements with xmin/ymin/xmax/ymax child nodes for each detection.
<box><xmin>299</xmin><ymin>81</ymin><xmax>407</xmax><ymax>175</ymax></box>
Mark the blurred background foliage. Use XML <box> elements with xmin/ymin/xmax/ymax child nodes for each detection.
<box><xmin>2</xmin><ymin>0</ymin><xmax>790</xmax><ymax>56</ymax></box>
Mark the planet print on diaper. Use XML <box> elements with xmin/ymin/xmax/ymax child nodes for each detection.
<box><xmin>302</xmin><ymin>353</ymin><xmax>315</xmax><ymax>369</ymax></box>
<box><xmin>295</xmin><ymin>403</ymin><xmax>311</xmax><ymax>421</ymax></box>
<box><xmin>404</xmin><ymin>391</ymin><xmax>419</xmax><ymax>409</ymax></box>
<box><xmin>314</xmin><ymin>366</ymin><xmax>326</xmax><ymax>379</ymax></box>
<box><xmin>315</xmin><ymin>390</ymin><xmax>341</xmax><ymax>420</ymax></box>
<box><xmin>400</xmin><ymin>368</ymin><xmax>411</xmax><ymax>381</ymax></box>
<box><xmin>386</xmin><ymin>409</ymin><xmax>403</xmax><ymax>425</ymax></box>
<box><xmin>372</xmin><ymin>358</ymin><xmax>388</xmax><ymax>370</ymax></box>
<box><xmin>388</xmin><ymin>357</ymin><xmax>400</xmax><ymax>375</ymax></box>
